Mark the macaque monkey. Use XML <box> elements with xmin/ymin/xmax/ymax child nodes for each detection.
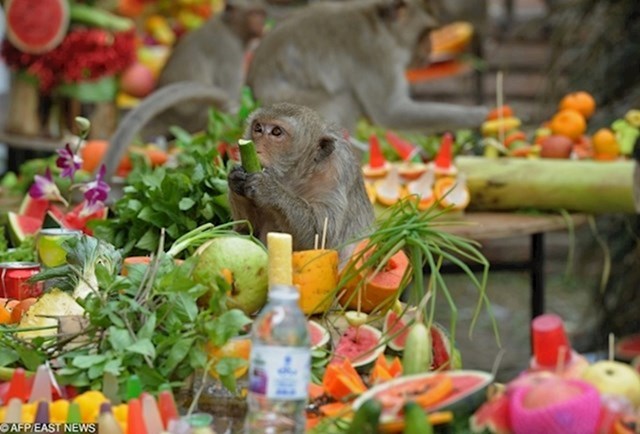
<box><xmin>141</xmin><ymin>0</ymin><xmax>267</xmax><ymax>138</ymax></box>
<box><xmin>247</xmin><ymin>0</ymin><xmax>488</xmax><ymax>135</ymax></box>
<box><xmin>228</xmin><ymin>103</ymin><xmax>375</xmax><ymax>258</ymax></box>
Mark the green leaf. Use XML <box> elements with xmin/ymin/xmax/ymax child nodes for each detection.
<box><xmin>135</xmin><ymin>228</ymin><xmax>160</xmax><ymax>252</ymax></box>
<box><xmin>137</xmin><ymin>313</ymin><xmax>157</xmax><ymax>340</ymax></box>
<box><xmin>0</xmin><ymin>348</ymin><xmax>20</xmax><ymax>366</ymax></box>
<box><xmin>179</xmin><ymin>198</ymin><xmax>196</xmax><ymax>211</ymax></box>
<box><xmin>173</xmin><ymin>292</ymin><xmax>199</xmax><ymax>322</ymax></box>
<box><xmin>160</xmin><ymin>337</ymin><xmax>195</xmax><ymax>376</ymax></box>
<box><xmin>103</xmin><ymin>358</ymin><xmax>122</xmax><ymax>376</ymax></box>
<box><xmin>88</xmin><ymin>362</ymin><xmax>106</xmax><ymax>380</ymax></box>
<box><xmin>127</xmin><ymin>339</ymin><xmax>156</xmax><ymax>358</ymax></box>
<box><xmin>72</xmin><ymin>354</ymin><xmax>108</xmax><ymax>369</ymax></box>
<box><xmin>215</xmin><ymin>357</ymin><xmax>247</xmax><ymax>394</ymax></box>
<box><xmin>108</xmin><ymin>327</ymin><xmax>133</xmax><ymax>352</ymax></box>
<box><xmin>208</xmin><ymin>310</ymin><xmax>252</xmax><ymax>347</ymax></box>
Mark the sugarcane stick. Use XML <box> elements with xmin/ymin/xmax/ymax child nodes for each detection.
<box><xmin>457</xmin><ymin>156</ymin><xmax>637</xmax><ymax>214</ymax></box>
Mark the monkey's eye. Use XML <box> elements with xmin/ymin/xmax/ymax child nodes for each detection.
<box><xmin>253</xmin><ymin>123</ymin><xmax>263</xmax><ymax>133</ymax></box>
<box><xmin>271</xmin><ymin>126</ymin><xmax>283</xmax><ymax>137</ymax></box>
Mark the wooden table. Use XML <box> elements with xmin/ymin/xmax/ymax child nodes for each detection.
<box><xmin>438</xmin><ymin>211</ymin><xmax>588</xmax><ymax>321</ymax></box>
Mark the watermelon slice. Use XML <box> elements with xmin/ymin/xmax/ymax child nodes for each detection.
<box><xmin>615</xmin><ymin>333</ymin><xmax>640</xmax><ymax>362</ymax></box>
<box><xmin>308</xmin><ymin>320</ymin><xmax>330</xmax><ymax>350</ymax></box>
<box><xmin>5</xmin><ymin>0</ymin><xmax>70</xmax><ymax>54</ymax></box>
<box><xmin>7</xmin><ymin>212</ymin><xmax>42</xmax><ymax>246</ymax></box>
<box><xmin>47</xmin><ymin>203</ymin><xmax>108</xmax><ymax>235</ymax></box>
<box><xmin>330</xmin><ymin>324</ymin><xmax>386</xmax><ymax>369</ymax></box>
<box><xmin>18</xmin><ymin>196</ymin><xmax>51</xmax><ymax>222</ymax></box>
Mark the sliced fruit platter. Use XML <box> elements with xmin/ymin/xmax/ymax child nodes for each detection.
<box><xmin>362</xmin><ymin>132</ymin><xmax>471</xmax><ymax>213</ymax></box>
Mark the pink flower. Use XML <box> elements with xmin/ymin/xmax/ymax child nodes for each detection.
<box><xmin>81</xmin><ymin>165</ymin><xmax>110</xmax><ymax>215</ymax></box>
<box><xmin>29</xmin><ymin>168</ymin><xmax>67</xmax><ymax>204</ymax></box>
<box><xmin>56</xmin><ymin>143</ymin><xmax>83</xmax><ymax>179</ymax></box>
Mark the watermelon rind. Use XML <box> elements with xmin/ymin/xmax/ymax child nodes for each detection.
<box><xmin>331</xmin><ymin>324</ymin><xmax>386</xmax><ymax>369</ymax></box>
<box><xmin>308</xmin><ymin>320</ymin><xmax>330</xmax><ymax>351</ymax></box>
<box><xmin>383</xmin><ymin>308</ymin><xmax>417</xmax><ymax>352</ymax></box>
<box><xmin>7</xmin><ymin>211</ymin><xmax>41</xmax><ymax>246</ymax></box>
<box><xmin>5</xmin><ymin>0</ymin><xmax>70</xmax><ymax>55</ymax></box>
<box><xmin>351</xmin><ymin>370</ymin><xmax>494</xmax><ymax>423</ymax></box>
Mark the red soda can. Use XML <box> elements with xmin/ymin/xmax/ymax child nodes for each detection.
<box><xmin>0</xmin><ymin>262</ymin><xmax>44</xmax><ymax>300</ymax></box>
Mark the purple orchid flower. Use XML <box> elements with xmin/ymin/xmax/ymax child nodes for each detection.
<box><xmin>80</xmin><ymin>165</ymin><xmax>110</xmax><ymax>216</ymax></box>
<box><xmin>56</xmin><ymin>143</ymin><xmax>83</xmax><ymax>179</ymax></box>
<box><xmin>29</xmin><ymin>168</ymin><xmax>66</xmax><ymax>204</ymax></box>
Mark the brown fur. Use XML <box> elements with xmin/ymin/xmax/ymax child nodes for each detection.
<box><xmin>228</xmin><ymin>103</ymin><xmax>375</xmax><ymax>256</ymax></box>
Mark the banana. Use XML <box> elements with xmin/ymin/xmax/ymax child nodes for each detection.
<box><xmin>403</xmin><ymin>401</ymin><xmax>433</xmax><ymax>434</ymax></box>
<box><xmin>481</xmin><ymin>117</ymin><xmax>522</xmax><ymax>137</ymax></box>
<box><xmin>402</xmin><ymin>321</ymin><xmax>432</xmax><ymax>375</ymax></box>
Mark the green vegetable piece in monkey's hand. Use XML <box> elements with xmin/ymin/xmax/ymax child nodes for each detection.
<box><xmin>238</xmin><ymin>139</ymin><xmax>262</xmax><ymax>173</ymax></box>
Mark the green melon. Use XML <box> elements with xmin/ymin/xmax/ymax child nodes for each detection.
<box><xmin>7</xmin><ymin>211</ymin><xmax>42</xmax><ymax>246</ymax></box>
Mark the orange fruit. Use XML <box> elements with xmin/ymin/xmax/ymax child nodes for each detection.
<box><xmin>487</xmin><ymin>105</ymin><xmax>514</xmax><ymax>121</ymax></box>
<box><xmin>434</xmin><ymin>177</ymin><xmax>470</xmax><ymax>211</ymax></box>
<box><xmin>592</xmin><ymin>128</ymin><xmax>620</xmax><ymax>159</ymax></box>
<box><xmin>80</xmin><ymin>140</ymin><xmax>109</xmax><ymax>173</ymax></box>
<box><xmin>10</xmin><ymin>297</ymin><xmax>37</xmax><ymax>324</ymax></box>
<box><xmin>559</xmin><ymin>91</ymin><xmax>596</xmax><ymax>119</ymax></box>
<box><xmin>0</xmin><ymin>305</ymin><xmax>11</xmax><ymax>324</ymax></box>
<box><xmin>549</xmin><ymin>109</ymin><xmax>587</xmax><ymax>140</ymax></box>
<box><xmin>207</xmin><ymin>338</ymin><xmax>252</xmax><ymax>379</ymax></box>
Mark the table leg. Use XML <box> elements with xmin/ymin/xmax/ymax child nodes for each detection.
<box><xmin>530</xmin><ymin>232</ymin><xmax>545</xmax><ymax>320</ymax></box>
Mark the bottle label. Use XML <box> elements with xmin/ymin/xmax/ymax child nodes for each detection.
<box><xmin>248</xmin><ymin>345</ymin><xmax>311</xmax><ymax>400</ymax></box>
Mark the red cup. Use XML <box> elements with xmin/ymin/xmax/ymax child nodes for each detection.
<box><xmin>531</xmin><ymin>314</ymin><xmax>572</xmax><ymax>368</ymax></box>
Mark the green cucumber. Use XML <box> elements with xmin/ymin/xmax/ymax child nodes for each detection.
<box><xmin>402</xmin><ymin>322</ymin><xmax>432</xmax><ymax>375</ymax></box>
<box><xmin>403</xmin><ymin>402</ymin><xmax>433</xmax><ymax>434</ymax></box>
<box><xmin>238</xmin><ymin>139</ymin><xmax>262</xmax><ymax>173</ymax></box>
<box><xmin>347</xmin><ymin>399</ymin><xmax>382</xmax><ymax>434</ymax></box>
<box><xmin>69</xmin><ymin>3</ymin><xmax>134</xmax><ymax>31</ymax></box>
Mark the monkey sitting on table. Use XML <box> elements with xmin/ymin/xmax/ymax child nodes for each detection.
<box><xmin>228</xmin><ymin>103</ymin><xmax>375</xmax><ymax>260</ymax></box>
<box><xmin>247</xmin><ymin>0</ymin><xmax>488</xmax><ymax>136</ymax></box>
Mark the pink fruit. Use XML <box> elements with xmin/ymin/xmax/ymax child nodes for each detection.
<box><xmin>6</xmin><ymin>0</ymin><xmax>69</xmax><ymax>54</ymax></box>
<box><xmin>120</xmin><ymin>62</ymin><xmax>156</xmax><ymax>98</ymax></box>
<box><xmin>540</xmin><ymin>135</ymin><xmax>574</xmax><ymax>159</ymax></box>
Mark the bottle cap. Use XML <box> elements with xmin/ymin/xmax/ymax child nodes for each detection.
<box><xmin>270</xmin><ymin>284</ymin><xmax>300</xmax><ymax>301</ymax></box>
<box><xmin>531</xmin><ymin>314</ymin><xmax>572</xmax><ymax>367</ymax></box>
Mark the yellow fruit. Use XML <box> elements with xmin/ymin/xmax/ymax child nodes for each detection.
<box><xmin>207</xmin><ymin>338</ymin><xmax>252</xmax><ymax>379</ymax></box>
<box><xmin>73</xmin><ymin>390</ymin><xmax>109</xmax><ymax>423</ymax></box>
<box><xmin>481</xmin><ymin>117</ymin><xmax>522</xmax><ymax>136</ymax></box>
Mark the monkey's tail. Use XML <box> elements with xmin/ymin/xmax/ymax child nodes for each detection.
<box><xmin>102</xmin><ymin>82</ymin><xmax>234</xmax><ymax>180</ymax></box>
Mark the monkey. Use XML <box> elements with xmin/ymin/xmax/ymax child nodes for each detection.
<box><xmin>140</xmin><ymin>0</ymin><xmax>267</xmax><ymax>139</ymax></box>
<box><xmin>227</xmin><ymin>103</ymin><xmax>375</xmax><ymax>259</ymax></box>
<box><xmin>247</xmin><ymin>0</ymin><xmax>488</xmax><ymax>136</ymax></box>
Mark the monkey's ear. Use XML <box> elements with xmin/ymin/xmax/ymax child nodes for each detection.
<box><xmin>315</xmin><ymin>137</ymin><xmax>335</xmax><ymax>163</ymax></box>
<box><xmin>377</xmin><ymin>0</ymin><xmax>407</xmax><ymax>21</ymax></box>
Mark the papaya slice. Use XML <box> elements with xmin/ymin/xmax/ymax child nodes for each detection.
<box><xmin>374</xmin><ymin>374</ymin><xmax>454</xmax><ymax>411</ymax></box>
<box><xmin>340</xmin><ymin>240</ymin><xmax>411</xmax><ymax>313</ymax></box>
<box><xmin>322</xmin><ymin>360</ymin><xmax>367</xmax><ymax>400</ymax></box>
<box><xmin>319</xmin><ymin>401</ymin><xmax>352</xmax><ymax>417</ymax></box>
<box><xmin>308</xmin><ymin>382</ymin><xmax>325</xmax><ymax>400</ymax></box>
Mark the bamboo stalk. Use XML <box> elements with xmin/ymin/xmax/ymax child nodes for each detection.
<box><xmin>457</xmin><ymin>156</ymin><xmax>637</xmax><ymax>214</ymax></box>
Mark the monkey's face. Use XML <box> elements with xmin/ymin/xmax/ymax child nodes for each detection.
<box><xmin>249</xmin><ymin>117</ymin><xmax>294</xmax><ymax>169</ymax></box>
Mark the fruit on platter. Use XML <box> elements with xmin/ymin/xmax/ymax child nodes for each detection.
<box><xmin>120</xmin><ymin>61</ymin><xmax>156</xmax><ymax>98</ymax></box>
<box><xmin>509</xmin><ymin>377</ymin><xmax>601</xmax><ymax>434</ymax></box>
<box><xmin>5</xmin><ymin>0</ymin><xmax>70</xmax><ymax>54</ymax></box>
<box><xmin>581</xmin><ymin>360</ymin><xmax>640</xmax><ymax>407</ymax></box>
<box><xmin>351</xmin><ymin>370</ymin><xmax>493</xmax><ymax>424</ymax></box>
<box><xmin>330</xmin><ymin>324</ymin><xmax>386</xmax><ymax>369</ymax></box>
<box><xmin>539</xmin><ymin>135</ymin><xmax>574</xmax><ymax>159</ymax></box>
<box><xmin>549</xmin><ymin>109</ymin><xmax>587</xmax><ymax>140</ymax></box>
<box><xmin>340</xmin><ymin>239</ymin><xmax>411</xmax><ymax>313</ymax></box>
<box><xmin>362</xmin><ymin>135</ymin><xmax>391</xmax><ymax>179</ymax></box>
<box><xmin>192</xmin><ymin>236</ymin><xmax>269</xmax><ymax>315</ymax></box>
<box><xmin>308</xmin><ymin>320</ymin><xmax>330</xmax><ymax>350</ymax></box>
<box><xmin>559</xmin><ymin>91</ymin><xmax>597</xmax><ymax>119</ymax></box>
<box><xmin>17</xmin><ymin>288</ymin><xmax>84</xmax><ymax>340</ymax></box>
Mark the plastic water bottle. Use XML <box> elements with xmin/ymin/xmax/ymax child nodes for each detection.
<box><xmin>245</xmin><ymin>284</ymin><xmax>311</xmax><ymax>434</ymax></box>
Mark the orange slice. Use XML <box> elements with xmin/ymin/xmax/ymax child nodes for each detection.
<box><xmin>407</xmin><ymin>169</ymin><xmax>436</xmax><ymax>211</ymax></box>
<box><xmin>374</xmin><ymin>168</ymin><xmax>407</xmax><ymax>206</ymax></box>
<box><xmin>434</xmin><ymin>176</ymin><xmax>470</xmax><ymax>211</ymax></box>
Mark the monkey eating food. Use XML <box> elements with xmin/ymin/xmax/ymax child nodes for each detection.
<box><xmin>247</xmin><ymin>0</ymin><xmax>488</xmax><ymax>135</ymax></box>
<box><xmin>228</xmin><ymin>103</ymin><xmax>375</xmax><ymax>259</ymax></box>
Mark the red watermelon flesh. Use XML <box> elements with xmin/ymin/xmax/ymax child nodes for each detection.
<box><xmin>48</xmin><ymin>203</ymin><xmax>108</xmax><ymax>235</ymax></box>
<box><xmin>615</xmin><ymin>333</ymin><xmax>640</xmax><ymax>361</ymax></box>
<box><xmin>7</xmin><ymin>212</ymin><xmax>42</xmax><ymax>244</ymax></box>
<box><xmin>331</xmin><ymin>324</ymin><xmax>385</xmax><ymax>367</ymax></box>
<box><xmin>6</xmin><ymin>0</ymin><xmax>70</xmax><ymax>54</ymax></box>
<box><xmin>308</xmin><ymin>320</ymin><xmax>330</xmax><ymax>350</ymax></box>
<box><xmin>18</xmin><ymin>196</ymin><xmax>51</xmax><ymax>222</ymax></box>
<box><xmin>384</xmin><ymin>309</ymin><xmax>415</xmax><ymax>351</ymax></box>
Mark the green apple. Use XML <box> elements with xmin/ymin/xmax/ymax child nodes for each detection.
<box><xmin>582</xmin><ymin>360</ymin><xmax>640</xmax><ymax>407</ymax></box>
<box><xmin>192</xmin><ymin>236</ymin><xmax>269</xmax><ymax>315</ymax></box>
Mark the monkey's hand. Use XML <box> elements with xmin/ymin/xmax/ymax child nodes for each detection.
<box><xmin>243</xmin><ymin>168</ymin><xmax>283</xmax><ymax>206</ymax></box>
<box><xmin>228</xmin><ymin>165</ymin><xmax>248</xmax><ymax>196</ymax></box>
